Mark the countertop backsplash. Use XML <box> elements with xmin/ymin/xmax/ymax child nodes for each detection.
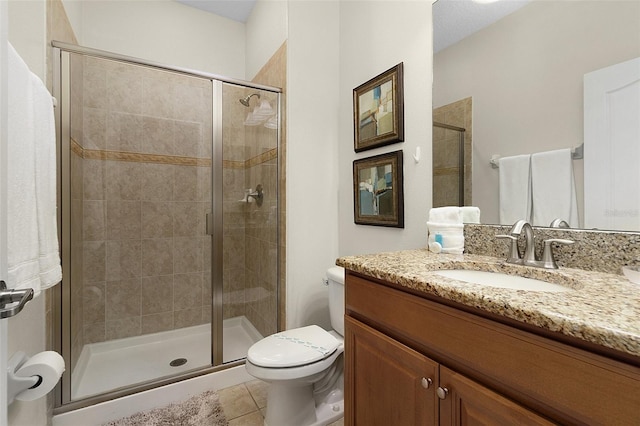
<box><xmin>463</xmin><ymin>224</ymin><xmax>640</xmax><ymax>275</ymax></box>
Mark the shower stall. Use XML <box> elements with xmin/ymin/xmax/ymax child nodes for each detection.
<box><xmin>432</xmin><ymin>121</ymin><xmax>466</xmax><ymax>207</ymax></box>
<box><xmin>432</xmin><ymin>97</ymin><xmax>473</xmax><ymax>207</ymax></box>
<box><xmin>52</xmin><ymin>42</ymin><xmax>281</xmax><ymax>409</ymax></box>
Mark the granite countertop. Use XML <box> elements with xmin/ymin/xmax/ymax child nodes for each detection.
<box><xmin>336</xmin><ymin>249</ymin><xmax>640</xmax><ymax>358</ymax></box>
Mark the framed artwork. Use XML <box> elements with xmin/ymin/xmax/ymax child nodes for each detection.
<box><xmin>353</xmin><ymin>150</ymin><xmax>404</xmax><ymax>228</ymax></box>
<box><xmin>353</xmin><ymin>63</ymin><xmax>404</xmax><ymax>152</ymax></box>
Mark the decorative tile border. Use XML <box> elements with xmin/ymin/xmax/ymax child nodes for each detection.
<box><xmin>246</xmin><ymin>148</ymin><xmax>278</xmax><ymax>168</ymax></box>
<box><xmin>82</xmin><ymin>148</ymin><xmax>212</xmax><ymax>167</ymax></box>
<box><xmin>464</xmin><ymin>223</ymin><xmax>640</xmax><ymax>275</ymax></box>
<box><xmin>433</xmin><ymin>167</ymin><xmax>459</xmax><ymax>176</ymax></box>
<box><xmin>222</xmin><ymin>160</ymin><xmax>245</xmax><ymax>169</ymax></box>
<box><xmin>71</xmin><ymin>138</ymin><xmax>277</xmax><ymax>169</ymax></box>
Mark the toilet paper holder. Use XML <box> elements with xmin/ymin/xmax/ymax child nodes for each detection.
<box><xmin>7</xmin><ymin>352</ymin><xmax>43</xmax><ymax>404</ymax></box>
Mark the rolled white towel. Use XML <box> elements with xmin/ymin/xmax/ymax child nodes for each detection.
<box><xmin>428</xmin><ymin>207</ymin><xmax>462</xmax><ymax>224</ymax></box>
<box><xmin>427</xmin><ymin>235</ymin><xmax>464</xmax><ymax>254</ymax></box>
<box><xmin>460</xmin><ymin>206</ymin><xmax>481</xmax><ymax>224</ymax></box>
<box><xmin>427</xmin><ymin>222</ymin><xmax>464</xmax><ymax>254</ymax></box>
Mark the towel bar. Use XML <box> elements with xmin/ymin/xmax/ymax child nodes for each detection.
<box><xmin>490</xmin><ymin>143</ymin><xmax>584</xmax><ymax>168</ymax></box>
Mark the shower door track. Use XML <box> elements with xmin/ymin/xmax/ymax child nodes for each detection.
<box><xmin>52</xmin><ymin>41</ymin><xmax>282</xmax><ymax>413</ymax></box>
<box><xmin>51</xmin><ymin>41</ymin><xmax>281</xmax><ymax>93</ymax></box>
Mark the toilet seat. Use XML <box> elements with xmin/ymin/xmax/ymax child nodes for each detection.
<box><xmin>248</xmin><ymin>325</ymin><xmax>341</xmax><ymax>368</ymax></box>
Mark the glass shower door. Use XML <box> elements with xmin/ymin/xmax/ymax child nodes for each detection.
<box><xmin>61</xmin><ymin>51</ymin><xmax>214</xmax><ymax>401</ymax></box>
<box><xmin>218</xmin><ymin>83</ymin><xmax>279</xmax><ymax>363</ymax></box>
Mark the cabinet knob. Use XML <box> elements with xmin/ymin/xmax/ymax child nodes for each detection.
<box><xmin>421</xmin><ymin>377</ymin><xmax>432</xmax><ymax>389</ymax></box>
<box><xmin>436</xmin><ymin>386</ymin><xmax>449</xmax><ymax>400</ymax></box>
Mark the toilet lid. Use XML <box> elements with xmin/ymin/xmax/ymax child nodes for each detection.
<box><xmin>247</xmin><ymin>325</ymin><xmax>341</xmax><ymax>368</ymax></box>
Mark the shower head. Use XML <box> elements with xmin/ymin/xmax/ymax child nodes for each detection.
<box><xmin>240</xmin><ymin>93</ymin><xmax>261</xmax><ymax>107</ymax></box>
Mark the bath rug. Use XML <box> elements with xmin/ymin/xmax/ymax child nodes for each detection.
<box><xmin>102</xmin><ymin>390</ymin><xmax>228</xmax><ymax>426</ymax></box>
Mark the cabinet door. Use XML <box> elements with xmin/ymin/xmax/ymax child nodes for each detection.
<box><xmin>438</xmin><ymin>366</ymin><xmax>555</xmax><ymax>426</ymax></box>
<box><xmin>345</xmin><ymin>316</ymin><xmax>439</xmax><ymax>426</ymax></box>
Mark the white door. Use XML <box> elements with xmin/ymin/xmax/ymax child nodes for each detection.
<box><xmin>584</xmin><ymin>57</ymin><xmax>640</xmax><ymax>231</ymax></box>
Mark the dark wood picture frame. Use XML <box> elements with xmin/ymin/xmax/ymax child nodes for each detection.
<box><xmin>353</xmin><ymin>63</ymin><xmax>404</xmax><ymax>152</ymax></box>
<box><xmin>353</xmin><ymin>150</ymin><xmax>404</xmax><ymax>228</ymax></box>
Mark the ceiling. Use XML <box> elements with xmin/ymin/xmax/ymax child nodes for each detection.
<box><xmin>174</xmin><ymin>0</ymin><xmax>532</xmax><ymax>50</ymax></box>
<box><xmin>175</xmin><ymin>0</ymin><xmax>258</xmax><ymax>23</ymax></box>
<box><xmin>433</xmin><ymin>0</ymin><xmax>532</xmax><ymax>53</ymax></box>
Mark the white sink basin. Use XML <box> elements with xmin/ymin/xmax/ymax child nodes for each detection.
<box><xmin>435</xmin><ymin>269</ymin><xmax>571</xmax><ymax>293</ymax></box>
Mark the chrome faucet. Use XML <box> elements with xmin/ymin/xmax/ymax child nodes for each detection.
<box><xmin>497</xmin><ymin>220</ymin><xmax>574</xmax><ymax>269</ymax></box>
<box><xmin>550</xmin><ymin>218</ymin><xmax>570</xmax><ymax>228</ymax></box>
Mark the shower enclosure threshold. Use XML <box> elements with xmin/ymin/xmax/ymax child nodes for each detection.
<box><xmin>71</xmin><ymin>316</ymin><xmax>262</xmax><ymax>400</ymax></box>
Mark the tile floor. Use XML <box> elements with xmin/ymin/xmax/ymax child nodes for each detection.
<box><xmin>218</xmin><ymin>380</ymin><xmax>344</xmax><ymax>426</ymax></box>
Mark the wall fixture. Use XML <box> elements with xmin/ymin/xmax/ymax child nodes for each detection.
<box><xmin>240</xmin><ymin>93</ymin><xmax>260</xmax><ymax>106</ymax></box>
<box><xmin>240</xmin><ymin>185</ymin><xmax>264</xmax><ymax>207</ymax></box>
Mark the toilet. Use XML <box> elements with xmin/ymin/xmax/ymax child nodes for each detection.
<box><xmin>245</xmin><ymin>266</ymin><xmax>345</xmax><ymax>426</ymax></box>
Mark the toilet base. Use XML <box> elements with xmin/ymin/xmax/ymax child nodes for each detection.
<box><xmin>263</xmin><ymin>379</ymin><xmax>344</xmax><ymax>426</ymax></box>
<box><xmin>264</xmin><ymin>382</ymin><xmax>316</xmax><ymax>426</ymax></box>
<box><xmin>263</xmin><ymin>388</ymin><xmax>343</xmax><ymax>426</ymax></box>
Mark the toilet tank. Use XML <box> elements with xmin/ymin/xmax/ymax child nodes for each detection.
<box><xmin>326</xmin><ymin>266</ymin><xmax>345</xmax><ymax>336</ymax></box>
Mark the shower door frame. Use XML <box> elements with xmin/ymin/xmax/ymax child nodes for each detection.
<box><xmin>433</xmin><ymin>121</ymin><xmax>466</xmax><ymax>207</ymax></box>
<box><xmin>52</xmin><ymin>41</ymin><xmax>282</xmax><ymax>412</ymax></box>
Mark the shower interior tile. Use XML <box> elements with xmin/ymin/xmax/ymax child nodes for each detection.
<box><xmin>174</xmin><ymin>307</ymin><xmax>203</xmax><ymax>329</ymax></box>
<box><xmin>173</xmin><ymin>272</ymin><xmax>203</xmax><ymax>310</ymax></box>
<box><xmin>140</xmin><ymin>163</ymin><xmax>175</xmax><ymax>202</ymax></box>
<box><xmin>141</xmin><ymin>201</ymin><xmax>174</xmax><ymax>238</ymax></box>
<box><xmin>141</xmin><ymin>275</ymin><xmax>174</xmax><ymax>315</ymax></box>
<box><xmin>105</xmin><ymin>279</ymin><xmax>142</xmax><ymax>320</ymax></box>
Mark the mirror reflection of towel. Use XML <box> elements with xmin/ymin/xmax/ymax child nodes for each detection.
<box><xmin>531</xmin><ymin>149</ymin><xmax>579</xmax><ymax>227</ymax></box>
<box><xmin>499</xmin><ymin>154</ymin><xmax>532</xmax><ymax>224</ymax></box>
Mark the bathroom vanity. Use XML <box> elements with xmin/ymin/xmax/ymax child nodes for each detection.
<box><xmin>337</xmin><ymin>250</ymin><xmax>640</xmax><ymax>425</ymax></box>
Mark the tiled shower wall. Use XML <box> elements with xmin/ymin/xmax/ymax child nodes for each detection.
<box><xmin>433</xmin><ymin>97</ymin><xmax>472</xmax><ymax>207</ymax></box>
<box><xmin>74</xmin><ymin>56</ymin><xmax>214</xmax><ymax>347</ymax></box>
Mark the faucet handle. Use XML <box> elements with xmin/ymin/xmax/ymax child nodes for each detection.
<box><xmin>541</xmin><ymin>239</ymin><xmax>575</xmax><ymax>269</ymax></box>
<box><xmin>496</xmin><ymin>234</ymin><xmax>520</xmax><ymax>263</ymax></box>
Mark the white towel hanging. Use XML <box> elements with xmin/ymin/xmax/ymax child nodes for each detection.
<box><xmin>499</xmin><ymin>154</ymin><xmax>532</xmax><ymax>224</ymax></box>
<box><xmin>6</xmin><ymin>43</ymin><xmax>61</xmax><ymax>295</ymax></box>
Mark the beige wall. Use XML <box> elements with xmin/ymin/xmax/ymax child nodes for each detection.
<box><xmin>434</xmin><ymin>0</ymin><xmax>640</xmax><ymax>225</ymax></box>
<box><xmin>73</xmin><ymin>0</ymin><xmax>246</xmax><ymax>79</ymax></box>
<box><xmin>245</xmin><ymin>0</ymin><xmax>287</xmax><ymax>81</ymax></box>
<box><xmin>286</xmin><ymin>0</ymin><xmax>340</xmax><ymax>330</ymax></box>
<box><xmin>285</xmin><ymin>0</ymin><xmax>433</xmax><ymax>329</ymax></box>
<box><xmin>337</xmin><ymin>1</ymin><xmax>433</xmax><ymax>255</ymax></box>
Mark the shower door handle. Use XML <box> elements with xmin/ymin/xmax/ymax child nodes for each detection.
<box><xmin>205</xmin><ymin>213</ymin><xmax>214</xmax><ymax>235</ymax></box>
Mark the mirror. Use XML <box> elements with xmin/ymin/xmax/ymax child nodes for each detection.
<box><xmin>433</xmin><ymin>0</ymin><xmax>640</xmax><ymax>232</ymax></box>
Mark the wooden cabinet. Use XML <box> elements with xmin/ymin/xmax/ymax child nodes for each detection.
<box><xmin>346</xmin><ymin>316</ymin><xmax>552</xmax><ymax>426</ymax></box>
<box><xmin>344</xmin><ymin>272</ymin><xmax>640</xmax><ymax>426</ymax></box>
<box><xmin>438</xmin><ymin>366</ymin><xmax>553</xmax><ymax>425</ymax></box>
<box><xmin>345</xmin><ymin>316</ymin><xmax>439</xmax><ymax>425</ymax></box>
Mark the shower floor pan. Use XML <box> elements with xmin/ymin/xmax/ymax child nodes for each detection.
<box><xmin>71</xmin><ymin>316</ymin><xmax>262</xmax><ymax>400</ymax></box>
